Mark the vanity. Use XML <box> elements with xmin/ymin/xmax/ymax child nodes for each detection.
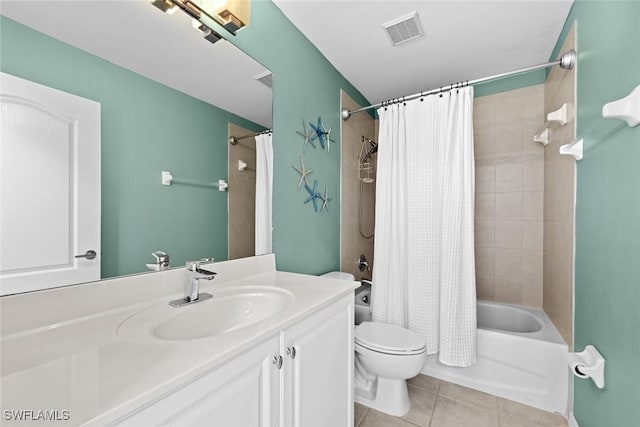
<box><xmin>0</xmin><ymin>255</ymin><xmax>358</xmax><ymax>426</ymax></box>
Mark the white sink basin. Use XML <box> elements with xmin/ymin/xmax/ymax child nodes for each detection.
<box><xmin>117</xmin><ymin>286</ymin><xmax>294</xmax><ymax>342</ymax></box>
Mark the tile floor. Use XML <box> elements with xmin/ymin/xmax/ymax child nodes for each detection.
<box><xmin>354</xmin><ymin>375</ymin><xmax>568</xmax><ymax>427</ymax></box>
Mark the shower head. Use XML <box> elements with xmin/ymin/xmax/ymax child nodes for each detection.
<box><xmin>361</xmin><ymin>137</ymin><xmax>378</xmax><ymax>162</ymax></box>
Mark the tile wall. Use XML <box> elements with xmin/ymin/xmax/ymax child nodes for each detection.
<box><xmin>341</xmin><ymin>91</ymin><xmax>376</xmax><ymax>280</ymax></box>
<box><xmin>473</xmin><ymin>85</ymin><xmax>546</xmax><ymax>307</ymax></box>
<box><xmin>228</xmin><ymin>122</ymin><xmax>256</xmax><ymax>260</ymax></box>
<box><xmin>543</xmin><ymin>26</ymin><xmax>576</xmax><ymax>348</ymax></box>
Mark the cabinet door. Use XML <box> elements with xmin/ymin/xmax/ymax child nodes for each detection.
<box><xmin>116</xmin><ymin>335</ymin><xmax>280</xmax><ymax>427</ymax></box>
<box><xmin>282</xmin><ymin>295</ymin><xmax>354</xmax><ymax>427</ymax></box>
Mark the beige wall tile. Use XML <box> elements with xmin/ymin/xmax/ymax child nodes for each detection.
<box><xmin>475</xmin><ymin>193</ymin><xmax>495</xmax><ymax>220</ymax></box>
<box><xmin>495</xmin><ymin>92</ymin><xmax>524</xmax><ymax>123</ymax></box>
<box><xmin>475</xmin><ymin>247</ymin><xmax>494</xmax><ymax>276</ymax></box>
<box><xmin>495</xmin><ymin>275</ymin><xmax>523</xmax><ymax>305</ymax></box>
<box><xmin>495</xmin><ymin>220</ymin><xmax>522</xmax><ymax>249</ymax></box>
<box><xmin>522</xmin><ymin>249</ymin><xmax>543</xmax><ymax>280</ymax></box>
<box><xmin>523</xmin><ymin>156</ymin><xmax>544</xmax><ymax>191</ymax></box>
<box><xmin>495</xmin><ymin>248</ymin><xmax>522</xmax><ymax>276</ymax></box>
<box><xmin>542</xmin><ymin>25</ymin><xmax>576</xmax><ymax>347</ymax></box>
<box><xmin>475</xmin><ymin>161</ymin><xmax>495</xmax><ymax>193</ymax></box>
<box><xmin>522</xmin><ymin>278</ymin><xmax>543</xmax><ymax>308</ymax></box>
<box><xmin>475</xmin><ymin>220</ymin><xmax>494</xmax><ymax>248</ymax></box>
<box><xmin>476</xmin><ymin>274</ymin><xmax>495</xmax><ymax>301</ymax></box>
<box><xmin>495</xmin><ymin>161</ymin><xmax>523</xmax><ymax>193</ymax></box>
<box><xmin>341</xmin><ymin>91</ymin><xmax>376</xmax><ymax>278</ymax></box>
<box><xmin>228</xmin><ymin>123</ymin><xmax>256</xmax><ymax>260</ymax></box>
<box><xmin>474</xmin><ymin>128</ymin><xmax>496</xmax><ymax>159</ymax></box>
<box><xmin>473</xmin><ymin>85</ymin><xmax>546</xmax><ymax>310</ymax></box>
<box><xmin>522</xmin><ymin>220</ymin><xmax>543</xmax><ymax>249</ymax></box>
<box><xmin>495</xmin><ymin>124</ymin><xmax>524</xmax><ymax>157</ymax></box>
<box><xmin>495</xmin><ymin>192</ymin><xmax>522</xmax><ymax>219</ymax></box>
<box><xmin>523</xmin><ymin>191</ymin><xmax>544</xmax><ymax>220</ymax></box>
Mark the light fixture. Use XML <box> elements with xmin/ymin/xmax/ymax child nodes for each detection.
<box><xmin>192</xmin><ymin>19</ymin><xmax>223</xmax><ymax>44</ymax></box>
<box><xmin>190</xmin><ymin>0</ymin><xmax>250</xmax><ymax>34</ymax></box>
<box><xmin>151</xmin><ymin>0</ymin><xmax>178</xmax><ymax>14</ymax></box>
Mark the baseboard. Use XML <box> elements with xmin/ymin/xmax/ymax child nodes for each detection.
<box><xmin>569</xmin><ymin>412</ymin><xmax>579</xmax><ymax>427</ymax></box>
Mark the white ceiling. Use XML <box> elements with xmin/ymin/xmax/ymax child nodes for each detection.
<box><xmin>273</xmin><ymin>0</ymin><xmax>573</xmax><ymax>106</ymax></box>
<box><xmin>0</xmin><ymin>0</ymin><xmax>272</xmax><ymax>127</ymax></box>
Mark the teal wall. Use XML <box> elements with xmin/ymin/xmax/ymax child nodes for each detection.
<box><xmin>551</xmin><ymin>2</ymin><xmax>640</xmax><ymax>425</ymax></box>
<box><xmin>0</xmin><ymin>16</ymin><xmax>264</xmax><ymax>278</ymax></box>
<box><xmin>200</xmin><ymin>0</ymin><xmax>370</xmax><ymax>274</ymax></box>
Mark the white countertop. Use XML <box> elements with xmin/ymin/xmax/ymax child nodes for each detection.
<box><xmin>0</xmin><ymin>255</ymin><xmax>358</xmax><ymax>426</ymax></box>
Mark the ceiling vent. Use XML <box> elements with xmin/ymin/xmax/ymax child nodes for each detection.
<box><xmin>382</xmin><ymin>11</ymin><xmax>424</xmax><ymax>46</ymax></box>
<box><xmin>253</xmin><ymin>70</ymin><xmax>273</xmax><ymax>88</ymax></box>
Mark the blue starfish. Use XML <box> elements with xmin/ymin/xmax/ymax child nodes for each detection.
<box><xmin>304</xmin><ymin>179</ymin><xmax>322</xmax><ymax>212</ymax></box>
<box><xmin>296</xmin><ymin>120</ymin><xmax>315</xmax><ymax>152</ymax></box>
<box><xmin>320</xmin><ymin>186</ymin><xmax>332</xmax><ymax>213</ymax></box>
<box><xmin>309</xmin><ymin>116</ymin><xmax>327</xmax><ymax>149</ymax></box>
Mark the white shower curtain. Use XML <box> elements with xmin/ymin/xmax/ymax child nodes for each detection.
<box><xmin>255</xmin><ymin>133</ymin><xmax>273</xmax><ymax>255</ymax></box>
<box><xmin>371</xmin><ymin>86</ymin><xmax>477</xmax><ymax>367</ymax></box>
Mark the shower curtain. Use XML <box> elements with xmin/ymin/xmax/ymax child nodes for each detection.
<box><xmin>255</xmin><ymin>133</ymin><xmax>273</xmax><ymax>255</ymax></box>
<box><xmin>371</xmin><ymin>86</ymin><xmax>476</xmax><ymax>367</ymax></box>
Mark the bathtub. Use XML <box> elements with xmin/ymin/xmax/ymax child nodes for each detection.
<box><xmin>421</xmin><ymin>300</ymin><xmax>568</xmax><ymax>416</ymax></box>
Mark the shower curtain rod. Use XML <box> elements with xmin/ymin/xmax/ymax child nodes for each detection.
<box><xmin>341</xmin><ymin>49</ymin><xmax>576</xmax><ymax>121</ymax></box>
<box><xmin>229</xmin><ymin>128</ymin><xmax>272</xmax><ymax>145</ymax></box>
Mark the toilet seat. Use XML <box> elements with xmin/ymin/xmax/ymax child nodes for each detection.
<box><xmin>355</xmin><ymin>321</ymin><xmax>426</xmax><ymax>355</ymax></box>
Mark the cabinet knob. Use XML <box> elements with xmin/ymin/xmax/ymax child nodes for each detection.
<box><xmin>286</xmin><ymin>346</ymin><xmax>297</xmax><ymax>359</ymax></box>
<box><xmin>272</xmin><ymin>355</ymin><xmax>283</xmax><ymax>369</ymax></box>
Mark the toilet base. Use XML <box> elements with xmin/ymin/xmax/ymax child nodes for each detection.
<box><xmin>354</xmin><ymin>376</ymin><xmax>411</xmax><ymax>417</ymax></box>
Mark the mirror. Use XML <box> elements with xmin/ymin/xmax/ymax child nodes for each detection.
<box><xmin>0</xmin><ymin>1</ymin><xmax>272</xmax><ymax>294</ymax></box>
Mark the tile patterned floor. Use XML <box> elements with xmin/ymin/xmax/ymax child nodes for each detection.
<box><xmin>355</xmin><ymin>375</ymin><xmax>568</xmax><ymax>427</ymax></box>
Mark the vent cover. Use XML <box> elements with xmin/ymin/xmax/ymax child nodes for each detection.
<box><xmin>382</xmin><ymin>11</ymin><xmax>424</xmax><ymax>46</ymax></box>
<box><xmin>253</xmin><ymin>70</ymin><xmax>273</xmax><ymax>88</ymax></box>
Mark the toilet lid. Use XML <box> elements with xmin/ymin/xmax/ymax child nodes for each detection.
<box><xmin>355</xmin><ymin>321</ymin><xmax>426</xmax><ymax>355</ymax></box>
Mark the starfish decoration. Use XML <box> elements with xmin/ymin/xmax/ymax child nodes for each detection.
<box><xmin>320</xmin><ymin>186</ymin><xmax>332</xmax><ymax>213</ymax></box>
<box><xmin>292</xmin><ymin>155</ymin><xmax>313</xmax><ymax>189</ymax></box>
<box><xmin>296</xmin><ymin>120</ymin><xmax>315</xmax><ymax>152</ymax></box>
<box><xmin>304</xmin><ymin>179</ymin><xmax>322</xmax><ymax>212</ymax></box>
<box><xmin>309</xmin><ymin>116</ymin><xmax>327</xmax><ymax>149</ymax></box>
<box><xmin>322</xmin><ymin>123</ymin><xmax>336</xmax><ymax>153</ymax></box>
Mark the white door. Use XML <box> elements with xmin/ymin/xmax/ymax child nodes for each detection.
<box><xmin>0</xmin><ymin>72</ymin><xmax>100</xmax><ymax>295</ymax></box>
<box><xmin>282</xmin><ymin>296</ymin><xmax>353</xmax><ymax>427</ymax></box>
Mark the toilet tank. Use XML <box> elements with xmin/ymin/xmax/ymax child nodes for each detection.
<box><xmin>320</xmin><ymin>271</ymin><xmax>356</xmax><ymax>281</ymax></box>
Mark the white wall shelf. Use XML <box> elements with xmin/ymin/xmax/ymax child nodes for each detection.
<box><xmin>559</xmin><ymin>139</ymin><xmax>583</xmax><ymax>161</ymax></box>
<box><xmin>602</xmin><ymin>85</ymin><xmax>640</xmax><ymax>127</ymax></box>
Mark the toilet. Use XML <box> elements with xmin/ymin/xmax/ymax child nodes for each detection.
<box><xmin>321</xmin><ymin>272</ymin><xmax>427</xmax><ymax>417</ymax></box>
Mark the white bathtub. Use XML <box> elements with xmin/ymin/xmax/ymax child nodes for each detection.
<box><xmin>421</xmin><ymin>300</ymin><xmax>568</xmax><ymax>416</ymax></box>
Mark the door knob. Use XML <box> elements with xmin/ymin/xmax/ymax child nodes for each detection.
<box><xmin>272</xmin><ymin>355</ymin><xmax>283</xmax><ymax>369</ymax></box>
<box><xmin>75</xmin><ymin>250</ymin><xmax>97</xmax><ymax>260</ymax></box>
<box><xmin>286</xmin><ymin>346</ymin><xmax>297</xmax><ymax>359</ymax></box>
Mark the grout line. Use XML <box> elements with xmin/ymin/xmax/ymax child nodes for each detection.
<box><xmin>426</xmin><ymin>381</ymin><xmax>442</xmax><ymax>427</ymax></box>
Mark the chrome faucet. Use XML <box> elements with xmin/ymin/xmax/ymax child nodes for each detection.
<box><xmin>358</xmin><ymin>254</ymin><xmax>371</xmax><ymax>272</ymax></box>
<box><xmin>169</xmin><ymin>258</ymin><xmax>216</xmax><ymax>307</ymax></box>
<box><xmin>146</xmin><ymin>251</ymin><xmax>170</xmax><ymax>271</ymax></box>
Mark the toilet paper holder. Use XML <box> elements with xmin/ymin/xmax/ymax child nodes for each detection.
<box><xmin>568</xmin><ymin>345</ymin><xmax>605</xmax><ymax>389</ymax></box>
